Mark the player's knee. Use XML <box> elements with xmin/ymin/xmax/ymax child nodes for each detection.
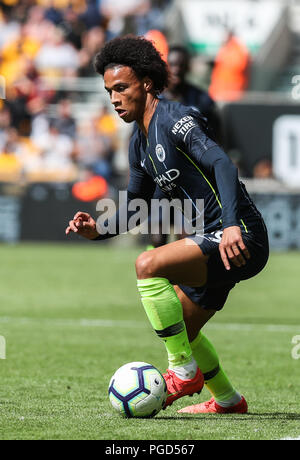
<box><xmin>135</xmin><ymin>251</ymin><xmax>158</xmax><ymax>279</ymax></box>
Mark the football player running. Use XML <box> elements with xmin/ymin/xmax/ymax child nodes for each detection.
<box><xmin>66</xmin><ymin>36</ymin><xmax>269</xmax><ymax>414</ymax></box>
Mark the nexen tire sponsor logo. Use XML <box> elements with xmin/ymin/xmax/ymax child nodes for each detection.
<box><xmin>172</xmin><ymin>116</ymin><xmax>197</xmax><ymax>136</ymax></box>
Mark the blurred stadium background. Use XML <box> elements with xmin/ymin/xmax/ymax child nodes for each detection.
<box><xmin>1</xmin><ymin>0</ymin><xmax>300</xmax><ymax>441</ymax></box>
<box><xmin>0</xmin><ymin>0</ymin><xmax>299</xmax><ymax>249</ymax></box>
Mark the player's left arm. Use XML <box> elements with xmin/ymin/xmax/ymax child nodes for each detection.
<box><xmin>170</xmin><ymin>112</ymin><xmax>250</xmax><ymax>270</ymax></box>
<box><xmin>199</xmin><ymin>145</ymin><xmax>250</xmax><ymax>270</ymax></box>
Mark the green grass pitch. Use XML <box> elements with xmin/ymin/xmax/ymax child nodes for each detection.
<box><xmin>0</xmin><ymin>242</ymin><xmax>299</xmax><ymax>440</ymax></box>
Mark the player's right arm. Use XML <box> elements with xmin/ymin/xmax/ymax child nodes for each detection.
<box><xmin>65</xmin><ymin>135</ymin><xmax>155</xmax><ymax>241</ymax></box>
<box><xmin>65</xmin><ymin>211</ymin><xmax>99</xmax><ymax>239</ymax></box>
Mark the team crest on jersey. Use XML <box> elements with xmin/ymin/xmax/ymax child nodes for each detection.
<box><xmin>155</xmin><ymin>144</ymin><xmax>166</xmax><ymax>162</ymax></box>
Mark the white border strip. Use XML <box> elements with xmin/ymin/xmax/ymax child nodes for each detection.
<box><xmin>280</xmin><ymin>436</ymin><xmax>300</xmax><ymax>440</ymax></box>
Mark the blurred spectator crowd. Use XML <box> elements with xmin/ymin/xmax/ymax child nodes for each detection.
<box><xmin>0</xmin><ymin>0</ymin><xmax>171</xmax><ymax>184</ymax></box>
<box><xmin>0</xmin><ymin>0</ymin><xmax>269</xmax><ymax>188</ymax></box>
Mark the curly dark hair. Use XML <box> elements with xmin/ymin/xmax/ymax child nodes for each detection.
<box><xmin>94</xmin><ymin>36</ymin><xmax>169</xmax><ymax>93</ymax></box>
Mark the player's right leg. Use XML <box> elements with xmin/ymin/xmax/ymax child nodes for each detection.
<box><xmin>136</xmin><ymin>238</ymin><xmax>208</xmax><ymax>407</ymax></box>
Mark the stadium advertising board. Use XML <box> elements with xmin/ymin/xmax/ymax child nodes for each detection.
<box><xmin>180</xmin><ymin>0</ymin><xmax>283</xmax><ymax>55</ymax></box>
<box><xmin>273</xmin><ymin>115</ymin><xmax>300</xmax><ymax>187</ymax></box>
<box><xmin>223</xmin><ymin>101</ymin><xmax>300</xmax><ymax>179</ymax></box>
<box><xmin>0</xmin><ymin>182</ymin><xmax>299</xmax><ymax>250</ymax></box>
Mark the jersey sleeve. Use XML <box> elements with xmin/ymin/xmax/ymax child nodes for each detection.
<box><xmin>169</xmin><ymin>110</ymin><xmax>240</xmax><ymax>229</ymax></box>
<box><xmin>94</xmin><ymin>135</ymin><xmax>155</xmax><ymax>241</ymax></box>
<box><xmin>127</xmin><ymin>136</ymin><xmax>156</xmax><ymax>202</ymax></box>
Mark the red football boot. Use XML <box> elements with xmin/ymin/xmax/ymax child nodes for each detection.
<box><xmin>163</xmin><ymin>367</ymin><xmax>204</xmax><ymax>409</ymax></box>
<box><xmin>177</xmin><ymin>396</ymin><xmax>248</xmax><ymax>414</ymax></box>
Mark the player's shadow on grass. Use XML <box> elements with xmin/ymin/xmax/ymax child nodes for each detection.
<box><xmin>248</xmin><ymin>412</ymin><xmax>300</xmax><ymax>420</ymax></box>
<box><xmin>159</xmin><ymin>412</ymin><xmax>300</xmax><ymax>421</ymax></box>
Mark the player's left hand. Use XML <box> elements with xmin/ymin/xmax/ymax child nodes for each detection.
<box><xmin>219</xmin><ymin>226</ymin><xmax>251</xmax><ymax>271</ymax></box>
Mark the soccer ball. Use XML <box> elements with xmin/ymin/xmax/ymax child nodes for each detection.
<box><xmin>108</xmin><ymin>362</ymin><xmax>167</xmax><ymax>418</ymax></box>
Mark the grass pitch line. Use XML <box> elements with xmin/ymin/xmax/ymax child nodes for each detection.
<box><xmin>0</xmin><ymin>316</ymin><xmax>139</xmax><ymax>329</ymax></box>
<box><xmin>0</xmin><ymin>316</ymin><xmax>299</xmax><ymax>333</ymax></box>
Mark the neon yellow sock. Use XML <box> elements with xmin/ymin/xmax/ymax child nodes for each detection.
<box><xmin>146</xmin><ymin>245</ymin><xmax>155</xmax><ymax>251</ymax></box>
<box><xmin>191</xmin><ymin>332</ymin><xmax>238</xmax><ymax>403</ymax></box>
<box><xmin>137</xmin><ymin>277</ymin><xmax>192</xmax><ymax>368</ymax></box>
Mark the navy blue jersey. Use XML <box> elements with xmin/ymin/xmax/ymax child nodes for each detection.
<box><xmin>96</xmin><ymin>99</ymin><xmax>261</xmax><ymax>239</ymax></box>
<box><xmin>162</xmin><ymin>84</ymin><xmax>223</xmax><ymax>147</ymax></box>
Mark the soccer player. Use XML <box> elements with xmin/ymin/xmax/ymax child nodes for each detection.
<box><xmin>65</xmin><ymin>36</ymin><xmax>269</xmax><ymax>414</ymax></box>
<box><xmin>150</xmin><ymin>44</ymin><xmax>223</xmax><ymax>248</ymax></box>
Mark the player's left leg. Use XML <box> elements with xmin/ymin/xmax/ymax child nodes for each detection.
<box><xmin>174</xmin><ymin>286</ymin><xmax>247</xmax><ymax>414</ymax></box>
<box><xmin>136</xmin><ymin>238</ymin><xmax>210</xmax><ymax>407</ymax></box>
<box><xmin>173</xmin><ymin>221</ymin><xmax>268</xmax><ymax>413</ymax></box>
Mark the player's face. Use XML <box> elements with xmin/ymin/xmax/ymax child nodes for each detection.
<box><xmin>104</xmin><ymin>65</ymin><xmax>148</xmax><ymax>123</ymax></box>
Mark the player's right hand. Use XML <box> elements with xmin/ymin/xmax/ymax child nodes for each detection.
<box><xmin>65</xmin><ymin>212</ymin><xmax>99</xmax><ymax>240</ymax></box>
